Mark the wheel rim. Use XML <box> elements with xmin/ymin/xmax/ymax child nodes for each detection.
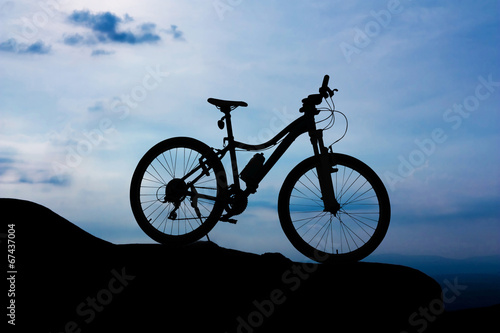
<box><xmin>288</xmin><ymin>163</ymin><xmax>384</xmax><ymax>258</ymax></box>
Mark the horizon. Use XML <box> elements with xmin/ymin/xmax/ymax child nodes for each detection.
<box><xmin>1</xmin><ymin>1</ymin><xmax>499</xmax><ymax>261</ymax></box>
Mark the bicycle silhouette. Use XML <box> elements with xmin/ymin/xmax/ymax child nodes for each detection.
<box><xmin>130</xmin><ymin>75</ymin><xmax>390</xmax><ymax>263</ymax></box>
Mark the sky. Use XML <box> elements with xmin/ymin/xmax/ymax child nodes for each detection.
<box><xmin>1</xmin><ymin>0</ymin><xmax>499</xmax><ymax>261</ymax></box>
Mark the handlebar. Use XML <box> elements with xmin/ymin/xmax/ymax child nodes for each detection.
<box><xmin>300</xmin><ymin>75</ymin><xmax>338</xmax><ymax>112</ymax></box>
<box><xmin>319</xmin><ymin>74</ymin><xmax>336</xmax><ymax>98</ymax></box>
<box><xmin>322</xmin><ymin>75</ymin><xmax>330</xmax><ymax>90</ymax></box>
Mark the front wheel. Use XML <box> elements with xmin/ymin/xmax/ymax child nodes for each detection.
<box><xmin>130</xmin><ymin>137</ymin><xmax>227</xmax><ymax>246</ymax></box>
<box><xmin>278</xmin><ymin>153</ymin><xmax>390</xmax><ymax>263</ymax></box>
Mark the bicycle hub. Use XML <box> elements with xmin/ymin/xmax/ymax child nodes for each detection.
<box><xmin>164</xmin><ymin>178</ymin><xmax>188</xmax><ymax>203</ymax></box>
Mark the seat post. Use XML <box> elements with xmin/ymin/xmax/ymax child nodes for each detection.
<box><xmin>223</xmin><ymin>110</ymin><xmax>241</xmax><ymax>190</ymax></box>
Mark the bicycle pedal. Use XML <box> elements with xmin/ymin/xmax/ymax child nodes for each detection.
<box><xmin>221</xmin><ymin>218</ymin><xmax>237</xmax><ymax>224</ymax></box>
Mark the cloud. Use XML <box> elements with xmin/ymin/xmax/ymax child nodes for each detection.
<box><xmin>91</xmin><ymin>49</ymin><xmax>115</xmax><ymax>57</ymax></box>
<box><xmin>0</xmin><ymin>10</ymin><xmax>179</xmax><ymax>57</ymax></box>
<box><xmin>0</xmin><ymin>148</ymin><xmax>70</xmax><ymax>187</ymax></box>
<box><xmin>66</xmin><ymin>10</ymin><xmax>161</xmax><ymax>45</ymax></box>
<box><xmin>0</xmin><ymin>38</ymin><xmax>51</xmax><ymax>54</ymax></box>
<box><xmin>18</xmin><ymin>173</ymin><xmax>71</xmax><ymax>186</ymax></box>
<box><xmin>0</xmin><ymin>156</ymin><xmax>15</xmax><ymax>176</ymax></box>
<box><xmin>87</xmin><ymin>101</ymin><xmax>105</xmax><ymax>112</ymax></box>
<box><xmin>23</xmin><ymin>40</ymin><xmax>52</xmax><ymax>54</ymax></box>
<box><xmin>63</xmin><ymin>33</ymin><xmax>88</xmax><ymax>46</ymax></box>
<box><xmin>0</xmin><ymin>38</ymin><xmax>21</xmax><ymax>52</ymax></box>
<box><xmin>162</xmin><ymin>25</ymin><xmax>185</xmax><ymax>41</ymax></box>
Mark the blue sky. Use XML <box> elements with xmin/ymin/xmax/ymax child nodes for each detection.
<box><xmin>1</xmin><ymin>0</ymin><xmax>499</xmax><ymax>261</ymax></box>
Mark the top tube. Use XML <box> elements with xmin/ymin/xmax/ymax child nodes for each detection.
<box><xmin>233</xmin><ymin>115</ymin><xmax>308</xmax><ymax>151</ymax></box>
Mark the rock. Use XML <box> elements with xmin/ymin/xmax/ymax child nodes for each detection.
<box><xmin>2</xmin><ymin>199</ymin><xmax>444</xmax><ymax>332</ymax></box>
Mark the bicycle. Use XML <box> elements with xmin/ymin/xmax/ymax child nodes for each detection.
<box><xmin>130</xmin><ymin>75</ymin><xmax>390</xmax><ymax>263</ymax></box>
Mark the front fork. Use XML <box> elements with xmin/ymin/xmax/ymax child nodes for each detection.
<box><xmin>311</xmin><ymin>130</ymin><xmax>341</xmax><ymax>216</ymax></box>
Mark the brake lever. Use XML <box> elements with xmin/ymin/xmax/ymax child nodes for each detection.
<box><xmin>323</xmin><ymin>87</ymin><xmax>338</xmax><ymax>98</ymax></box>
<box><xmin>319</xmin><ymin>86</ymin><xmax>329</xmax><ymax>98</ymax></box>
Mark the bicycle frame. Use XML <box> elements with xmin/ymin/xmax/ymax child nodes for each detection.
<box><xmin>217</xmin><ymin>111</ymin><xmax>308</xmax><ymax>192</ymax></box>
<box><xmin>179</xmin><ymin>104</ymin><xmax>339</xmax><ymax>216</ymax></box>
<box><xmin>216</xmin><ymin>108</ymin><xmax>332</xmax><ymax>197</ymax></box>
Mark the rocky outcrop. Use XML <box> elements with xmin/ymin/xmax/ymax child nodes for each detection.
<box><xmin>3</xmin><ymin>199</ymin><xmax>446</xmax><ymax>332</ymax></box>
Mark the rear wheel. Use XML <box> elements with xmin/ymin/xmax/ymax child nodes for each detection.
<box><xmin>278</xmin><ymin>153</ymin><xmax>390</xmax><ymax>263</ymax></box>
<box><xmin>130</xmin><ymin>137</ymin><xmax>227</xmax><ymax>245</ymax></box>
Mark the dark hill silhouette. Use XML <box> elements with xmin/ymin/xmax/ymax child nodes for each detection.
<box><xmin>2</xmin><ymin>199</ymin><xmax>496</xmax><ymax>332</ymax></box>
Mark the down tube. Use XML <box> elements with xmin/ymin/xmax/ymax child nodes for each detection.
<box><xmin>255</xmin><ymin>123</ymin><xmax>307</xmax><ymax>184</ymax></box>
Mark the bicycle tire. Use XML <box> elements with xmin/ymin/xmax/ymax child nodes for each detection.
<box><xmin>278</xmin><ymin>153</ymin><xmax>390</xmax><ymax>263</ymax></box>
<box><xmin>130</xmin><ymin>137</ymin><xmax>227</xmax><ymax>245</ymax></box>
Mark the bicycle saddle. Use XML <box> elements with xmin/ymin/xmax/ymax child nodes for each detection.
<box><xmin>207</xmin><ymin>98</ymin><xmax>248</xmax><ymax>110</ymax></box>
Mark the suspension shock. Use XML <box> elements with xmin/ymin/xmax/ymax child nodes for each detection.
<box><xmin>312</xmin><ymin>130</ymin><xmax>340</xmax><ymax>215</ymax></box>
